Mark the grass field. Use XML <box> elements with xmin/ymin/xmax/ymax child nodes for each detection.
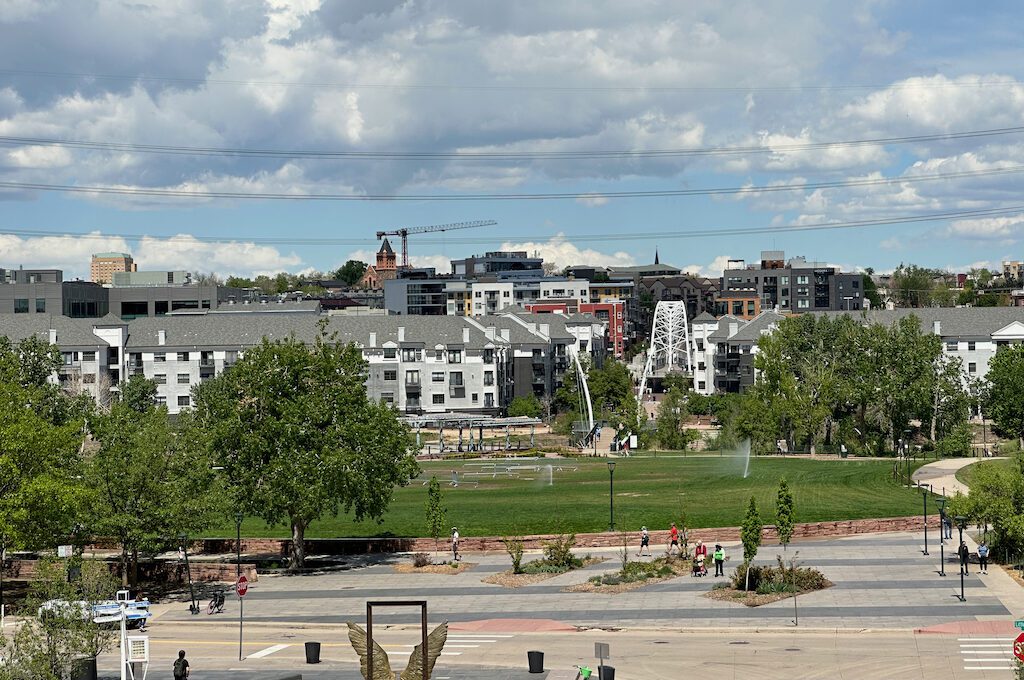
<box><xmin>955</xmin><ymin>457</ymin><xmax>1012</xmax><ymax>488</ymax></box>
<box><xmin>210</xmin><ymin>455</ymin><xmax>928</xmax><ymax>539</ymax></box>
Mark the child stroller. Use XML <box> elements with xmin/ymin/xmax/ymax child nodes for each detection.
<box><xmin>692</xmin><ymin>553</ymin><xmax>707</xmax><ymax>577</ymax></box>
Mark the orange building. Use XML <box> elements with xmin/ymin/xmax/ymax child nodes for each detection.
<box><xmin>358</xmin><ymin>239</ymin><xmax>399</xmax><ymax>289</ymax></box>
<box><xmin>91</xmin><ymin>252</ymin><xmax>136</xmax><ymax>284</ymax></box>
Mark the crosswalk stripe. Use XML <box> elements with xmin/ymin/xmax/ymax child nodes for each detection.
<box><xmin>248</xmin><ymin>644</ymin><xmax>290</xmax><ymax>659</ymax></box>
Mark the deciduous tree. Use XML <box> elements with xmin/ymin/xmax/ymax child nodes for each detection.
<box><xmin>987</xmin><ymin>344</ymin><xmax>1024</xmax><ymax>448</ymax></box>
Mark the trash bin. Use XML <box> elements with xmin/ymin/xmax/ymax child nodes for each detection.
<box><xmin>305</xmin><ymin>640</ymin><xmax>321</xmax><ymax>664</ymax></box>
<box><xmin>599</xmin><ymin>665</ymin><xmax>615</xmax><ymax>680</ymax></box>
<box><xmin>70</xmin><ymin>658</ymin><xmax>97</xmax><ymax>680</ymax></box>
<box><xmin>527</xmin><ymin>650</ymin><xmax>544</xmax><ymax>673</ymax></box>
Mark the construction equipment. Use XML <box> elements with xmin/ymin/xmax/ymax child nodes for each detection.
<box><xmin>376</xmin><ymin>220</ymin><xmax>497</xmax><ymax>268</ymax></box>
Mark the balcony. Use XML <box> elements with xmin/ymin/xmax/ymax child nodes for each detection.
<box><xmin>449</xmin><ymin>385</ymin><xmax>466</xmax><ymax>398</ymax></box>
<box><xmin>129</xmin><ymin>364</ymin><xmax>145</xmax><ymax>376</ymax></box>
<box><xmin>199</xmin><ymin>358</ymin><xmax>215</xmax><ymax>369</ymax></box>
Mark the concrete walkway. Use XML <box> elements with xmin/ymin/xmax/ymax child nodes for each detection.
<box><xmin>912</xmin><ymin>457</ymin><xmax>1003</xmax><ymax>497</ymax></box>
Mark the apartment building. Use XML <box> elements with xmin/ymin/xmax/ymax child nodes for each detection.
<box><xmin>524</xmin><ymin>300</ymin><xmax>626</xmax><ymax>358</ymax></box>
<box><xmin>91</xmin><ymin>252</ymin><xmax>137</xmax><ymax>284</ymax></box>
<box><xmin>451</xmin><ymin>251</ymin><xmax>543</xmax><ymax>278</ymax></box>
<box><xmin>0</xmin><ymin>310</ymin><xmax>605</xmax><ymax>415</ymax></box>
<box><xmin>0</xmin><ymin>268</ymin><xmax>109</xmax><ymax>317</ymax></box>
<box><xmin>722</xmin><ymin>251</ymin><xmax>862</xmax><ymax>313</ymax></box>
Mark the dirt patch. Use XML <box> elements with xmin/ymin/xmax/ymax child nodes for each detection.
<box><xmin>703</xmin><ymin>582</ymin><xmax>833</xmax><ymax>607</ymax></box>
<box><xmin>481</xmin><ymin>557</ymin><xmax>607</xmax><ymax>588</ymax></box>
<box><xmin>999</xmin><ymin>563</ymin><xmax>1024</xmax><ymax>587</ymax></box>
<box><xmin>393</xmin><ymin>562</ymin><xmax>476</xmax><ymax>575</ymax></box>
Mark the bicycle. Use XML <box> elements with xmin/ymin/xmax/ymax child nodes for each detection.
<box><xmin>207</xmin><ymin>591</ymin><xmax>226</xmax><ymax>615</ymax></box>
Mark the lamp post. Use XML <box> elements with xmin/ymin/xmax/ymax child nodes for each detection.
<box><xmin>607</xmin><ymin>460</ymin><xmax>616</xmax><ymax>532</ymax></box>
<box><xmin>235</xmin><ymin>512</ymin><xmax>243</xmax><ymax>661</ymax></box>
<box><xmin>180</xmin><ymin>533</ymin><xmax>198</xmax><ymax>615</ymax></box>
<box><xmin>955</xmin><ymin>516</ymin><xmax>967</xmax><ymax>602</ymax></box>
<box><xmin>936</xmin><ymin>498</ymin><xmax>947</xmax><ymax>576</ymax></box>
<box><xmin>921</xmin><ymin>488</ymin><xmax>929</xmax><ymax>556</ymax></box>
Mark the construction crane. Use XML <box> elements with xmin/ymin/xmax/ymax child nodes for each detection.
<box><xmin>376</xmin><ymin>220</ymin><xmax>497</xmax><ymax>268</ymax></box>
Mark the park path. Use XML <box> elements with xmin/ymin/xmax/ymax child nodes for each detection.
<box><xmin>912</xmin><ymin>456</ymin><xmax>1003</xmax><ymax>497</ymax></box>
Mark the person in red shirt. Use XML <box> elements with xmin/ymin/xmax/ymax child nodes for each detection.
<box><xmin>693</xmin><ymin>539</ymin><xmax>708</xmax><ymax>577</ymax></box>
<box><xmin>669</xmin><ymin>523</ymin><xmax>680</xmax><ymax>555</ymax></box>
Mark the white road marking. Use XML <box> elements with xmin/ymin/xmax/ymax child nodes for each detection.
<box><xmin>958</xmin><ymin>638</ymin><xmax>1013</xmax><ymax>642</ymax></box>
<box><xmin>447</xmin><ymin>634</ymin><xmax>514</xmax><ymax>638</ymax></box>
<box><xmin>248</xmin><ymin>644</ymin><xmax>291</xmax><ymax>659</ymax></box>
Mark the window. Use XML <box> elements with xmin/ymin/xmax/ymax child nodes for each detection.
<box><xmin>82</xmin><ymin>351</ymin><xmax>96</xmax><ymax>362</ymax></box>
<box><xmin>177</xmin><ymin>396</ymin><xmax>190</xmax><ymax>407</ymax></box>
<box><xmin>798</xmin><ymin>299</ymin><xmax>810</xmax><ymax>309</ymax></box>
<box><xmin>155</xmin><ymin>395</ymin><xmax>166</xmax><ymax>406</ymax></box>
<box><xmin>447</xmin><ymin>350</ymin><xmax>462</xmax><ymax>363</ymax></box>
<box><xmin>35</xmin><ymin>298</ymin><xmax>46</xmax><ymax>313</ymax></box>
<box><xmin>432</xmin><ymin>371</ymin><xmax>445</xmax><ymax>383</ymax></box>
<box><xmin>435</xmin><ymin>349</ymin><xmax>444</xmax><ymax>361</ymax></box>
<box><xmin>968</xmin><ymin>362</ymin><xmax>977</xmax><ymax>374</ymax></box>
<box><xmin>384</xmin><ymin>370</ymin><xmax>397</xmax><ymax>381</ymax></box>
<box><xmin>484</xmin><ymin>371</ymin><xmax>494</xmax><ymax>386</ymax></box>
<box><xmin>177</xmin><ymin>352</ymin><xmax>189</xmax><ymax>361</ymax></box>
<box><xmin>483</xmin><ymin>348</ymin><xmax>494</xmax><ymax>364</ymax></box>
<box><xmin>83</xmin><ymin>374</ymin><xmax>96</xmax><ymax>384</ymax></box>
<box><xmin>797</xmin><ymin>275</ymin><xmax>809</xmax><ymax>284</ymax></box>
<box><xmin>698</xmin><ymin>362</ymin><xmax>705</xmax><ymax>370</ymax></box>
<box><xmin>698</xmin><ymin>381</ymin><xmax>706</xmax><ymax>390</ymax></box>
<box><xmin>383</xmin><ymin>348</ymin><xmax>397</xmax><ymax>359</ymax></box>
<box><xmin>503</xmin><ymin>291</ymin><xmax>510</xmax><ymax>297</ymax></box>
<box><xmin>154</xmin><ymin>353</ymin><xmax>166</xmax><ymax>362</ymax></box>
<box><xmin>62</xmin><ymin>352</ymin><xmax>74</xmax><ymax>365</ymax></box>
<box><xmin>432</xmin><ymin>394</ymin><xmax>445</xmax><ymax>405</ymax></box>
<box><xmin>450</xmin><ymin>371</ymin><xmax>463</xmax><ymax>386</ymax></box>
<box><xmin>405</xmin><ymin>370</ymin><xmax>420</xmax><ymax>384</ymax></box>
<box><xmin>177</xmin><ymin>373</ymin><xmax>190</xmax><ymax>384</ymax></box>
<box><xmin>154</xmin><ymin>374</ymin><xmax>167</xmax><ymax>385</ymax></box>
<box><xmin>472</xmin><ymin>393</ymin><xmax>479</xmax><ymax>404</ymax></box>
<box><xmin>946</xmin><ymin>340</ymin><xmax>958</xmax><ymax>351</ymax></box>
<box><xmin>402</xmin><ymin>348</ymin><xmax>422</xmax><ymax>362</ymax></box>
<box><xmin>381</xmin><ymin>392</ymin><xmax>395</xmax><ymax>405</ymax></box>
<box><xmin>967</xmin><ymin>341</ymin><xmax>976</xmax><ymax>351</ymax></box>
<box><xmin>13</xmin><ymin>298</ymin><xmax>28</xmax><ymax>313</ymax></box>
<box><xmin>852</xmin><ymin>280</ymin><xmax>860</xmax><ymax>289</ymax></box>
<box><xmin>484</xmin><ymin>393</ymin><xmax>494</xmax><ymax>408</ymax></box>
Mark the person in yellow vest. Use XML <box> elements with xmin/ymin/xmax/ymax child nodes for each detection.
<box><xmin>713</xmin><ymin>544</ymin><xmax>725</xmax><ymax>577</ymax></box>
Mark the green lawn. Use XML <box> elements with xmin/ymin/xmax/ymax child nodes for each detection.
<box><xmin>955</xmin><ymin>457</ymin><xmax>1012</xmax><ymax>488</ymax></box>
<box><xmin>211</xmin><ymin>455</ymin><xmax>929</xmax><ymax>539</ymax></box>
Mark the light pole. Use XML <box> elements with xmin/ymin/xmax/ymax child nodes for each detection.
<box><xmin>607</xmin><ymin>460</ymin><xmax>616</xmax><ymax>532</ymax></box>
<box><xmin>922</xmin><ymin>488</ymin><xmax>929</xmax><ymax>555</ymax></box>
<box><xmin>937</xmin><ymin>498</ymin><xmax>947</xmax><ymax>576</ymax></box>
<box><xmin>955</xmin><ymin>516</ymin><xmax>967</xmax><ymax>602</ymax></box>
<box><xmin>236</xmin><ymin>512</ymin><xmax>243</xmax><ymax>661</ymax></box>
<box><xmin>180</xmin><ymin>533</ymin><xmax>198</xmax><ymax>614</ymax></box>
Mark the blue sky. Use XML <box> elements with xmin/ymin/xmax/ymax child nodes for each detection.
<box><xmin>1</xmin><ymin>0</ymin><xmax>1024</xmax><ymax>280</ymax></box>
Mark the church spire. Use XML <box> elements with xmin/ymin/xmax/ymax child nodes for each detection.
<box><xmin>654</xmin><ymin>248</ymin><xmax>660</xmax><ymax>265</ymax></box>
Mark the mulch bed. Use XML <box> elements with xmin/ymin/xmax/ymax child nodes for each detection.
<box><xmin>703</xmin><ymin>581</ymin><xmax>833</xmax><ymax>607</ymax></box>
<box><xmin>481</xmin><ymin>557</ymin><xmax>606</xmax><ymax>588</ymax></box>
<box><xmin>393</xmin><ymin>562</ymin><xmax>476</xmax><ymax>574</ymax></box>
<box><xmin>564</xmin><ymin>559</ymin><xmax>692</xmax><ymax>594</ymax></box>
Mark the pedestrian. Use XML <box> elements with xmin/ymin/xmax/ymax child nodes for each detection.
<box><xmin>958</xmin><ymin>541</ymin><xmax>970</xmax><ymax>575</ymax></box>
<box><xmin>713</xmin><ymin>544</ymin><xmax>725</xmax><ymax>577</ymax></box>
<box><xmin>694</xmin><ymin>539</ymin><xmax>708</xmax><ymax>563</ymax></box>
<box><xmin>669</xmin><ymin>523</ymin><xmax>680</xmax><ymax>556</ymax></box>
<box><xmin>451</xmin><ymin>527</ymin><xmax>460</xmax><ymax>562</ymax></box>
<box><xmin>978</xmin><ymin>541</ymin><xmax>989</xmax><ymax>574</ymax></box>
<box><xmin>173</xmin><ymin>650</ymin><xmax>190</xmax><ymax>679</ymax></box>
<box><xmin>637</xmin><ymin>526</ymin><xmax>651</xmax><ymax>557</ymax></box>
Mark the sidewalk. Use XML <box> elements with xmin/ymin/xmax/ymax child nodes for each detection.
<box><xmin>912</xmin><ymin>457</ymin><xmax>1000</xmax><ymax>497</ymax></box>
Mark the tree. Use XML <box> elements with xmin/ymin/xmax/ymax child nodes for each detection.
<box><xmin>117</xmin><ymin>374</ymin><xmax>158</xmax><ymax>413</ymax></box>
<box><xmin>425</xmin><ymin>476</ymin><xmax>447</xmax><ymax>559</ymax></box>
<box><xmin>333</xmin><ymin>260</ymin><xmax>368</xmax><ymax>286</ymax></box>
<box><xmin>776</xmin><ymin>479</ymin><xmax>795</xmax><ymax>550</ymax></box>
<box><xmin>86</xmin><ymin>400</ymin><xmax>221</xmax><ymax>586</ymax></box>
<box><xmin>655</xmin><ymin>386</ymin><xmax>697</xmax><ymax>450</ymax></box>
<box><xmin>189</xmin><ymin>327</ymin><xmax>419</xmax><ymax>569</ymax></box>
<box><xmin>0</xmin><ymin>559</ymin><xmax>118</xmax><ymax>680</ymax></box>
<box><xmin>891</xmin><ymin>264</ymin><xmax>940</xmax><ymax>308</ymax></box>
<box><xmin>948</xmin><ymin>452</ymin><xmax>1024</xmax><ymax>556</ymax></box>
<box><xmin>508</xmin><ymin>395</ymin><xmax>542</xmax><ymax>418</ymax></box>
<box><xmin>740</xmin><ymin>496</ymin><xmax>762</xmax><ymax>591</ymax></box>
<box><xmin>862</xmin><ymin>273</ymin><xmax>883</xmax><ymax>309</ymax></box>
<box><xmin>987</xmin><ymin>344</ymin><xmax>1024</xmax><ymax>448</ymax></box>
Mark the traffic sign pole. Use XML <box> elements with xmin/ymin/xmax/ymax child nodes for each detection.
<box><xmin>236</xmin><ymin>575</ymin><xmax>248</xmax><ymax>661</ymax></box>
<box><xmin>1014</xmin><ymin>632</ymin><xmax>1024</xmax><ymax>663</ymax></box>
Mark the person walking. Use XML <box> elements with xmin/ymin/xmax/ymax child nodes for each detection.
<box><xmin>978</xmin><ymin>541</ymin><xmax>989</xmax><ymax>574</ymax></box>
<box><xmin>958</xmin><ymin>541</ymin><xmax>970</xmax><ymax>575</ymax></box>
<box><xmin>173</xmin><ymin>650</ymin><xmax>190</xmax><ymax>679</ymax></box>
<box><xmin>637</xmin><ymin>526</ymin><xmax>651</xmax><ymax>557</ymax></box>
<box><xmin>669</xmin><ymin>523</ymin><xmax>680</xmax><ymax>556</ymax></box>
<box><xmin>713</xmin><ymin>544</ymin><xmax>725</xmax><ymax>577</ymax></box>
<box><xmin>451</xmin><ymin>527</ymin><xmax>461</xmax><ymax>562</ymax></box>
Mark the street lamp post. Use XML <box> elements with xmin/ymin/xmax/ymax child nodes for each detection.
<box><xmin>180</xmin><ymin>533</ymin><xmax>198</xmax><ymax>614</ymax></box>
<box><xmin>607</xmin><ymin>460</ymin><xmax>616</xmax><ymax>532</ymax></box>
<box><xmin>936</xmin><ymin>498</ymin><xmax>946</xmax><ymax>576</ymax></box>
<box><xmin>955</xmin><ymin>516</ymin><xmax>967</xmax><ymax>602</ymax></box>
<box><xmin>921</xmin><ymin>488</ymin><xmax>929</xmax><ymax>556</ymax></box>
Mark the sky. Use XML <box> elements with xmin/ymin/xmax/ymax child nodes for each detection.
<box><xmin>1</xmin><ymin>1</ymin><xmax>1024</xmax><ymax>280</ymax></box>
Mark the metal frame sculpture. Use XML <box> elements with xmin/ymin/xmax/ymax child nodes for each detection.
<box><xmin>636</xmin><ymin>301</ymin><xmax>694</xmax><ymax>408</ymax></box>
<box><xmin>348</xmin><ymin>601</ymin><xmax>448</xmax><ymax>680</ymax></box>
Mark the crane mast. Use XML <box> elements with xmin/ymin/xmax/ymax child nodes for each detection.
<box><xmin>375</xmin><ymin>219</ymin><xmax>497</xmax><ymax>268</ymax></box>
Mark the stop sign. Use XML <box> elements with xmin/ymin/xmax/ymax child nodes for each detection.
<box><xmin>235</xmin><ymin>575</ymin><xmax>249</xmax><ymax>598</ymax></box>
<box><xmin>1014</xmin><ymin>632</ymin><xmax>1024</xmax><ymax>663</ymax></box>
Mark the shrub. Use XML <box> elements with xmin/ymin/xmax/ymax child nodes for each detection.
<box><xmin>502</xmin><ymin>536</ymin><xmax>525</xmax><ymax>574</ymax></box>
<box><xmin>449</xmin><ymin>561</ymin><xmax>459</xmax><ymax>569</ymax></box>
<box><xmin>542</xmin><ymin>534</ymin><xmax>582</xmax><ymax>570</ymax></box>
<box><xmin>412</xmin><ymin>552</ymin><xmax>431</xmax><ymax>568</ymax></box>
<box><xmin>521</xmin><ymin>561</ymin><xmax>568</xmax><ymax>574</ymax></box>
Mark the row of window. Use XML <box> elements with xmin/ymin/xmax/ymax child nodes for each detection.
<box><xmin>13</xmin><ymin>298</ymin><xmax>46</xmax><ymax>313</ymax></box>
<box><xmin>152</xmin><ymin>374</ymin><xmax>192</xmax><ymax>385</ymax></box>
<box><xmin>154</xmin><ymin>395</ymin><xmax>191</xmax><ymax>407</ymax></box>
<box><xmin>383</xmin><ymin>392</ymin><xmax>496</xmax><ymax>407</ymax></box>
<box><xmin>383</xmin><ymin>348</ymin><xmax>465</xmax><ymax>363</ymax></box>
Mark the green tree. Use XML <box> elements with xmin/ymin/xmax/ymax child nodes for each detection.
<box><xmin>741</xmin><ymin>496</ymin><xmax>763</xmax><ymax>563</ymax></box>
<box><xmin>776</xmin><ymin>478</ymin><xmax>795</xmax><ymax>550</ymax></box>
<box><xmin>948</xmin><ymin>452</ymin><xmax>1024</xmax><ymax>556</ymax></box>
<box><xmin>0</xmin><ymin>559</ymin><xmax>119</xmax><ymax>680</ymax></box>
<box><xmin>86</xmin><ymin>400</ymin><xmax>221</xmax><ymax>586</ymax></box>
<box><xmin>333</xmin><ymin>260</ymin><xmax>368</xmax><ymax>286</ymax></box>
<box><xmin>862</xmin><ymin>272</ymin><xmax>883</xmax><ymax>309</ymax></box>
<box><xmin>891</xmin><ymin>264</ymin><xmax>939</xmax><ymax>308</ymax></box>
<box><xmin>425</xmin><ymin>476</ymin><xmax>447</xmax><ymax>559</ymax></box>
<box><xmin>117</xmin><ymin>374</ymin><xmax>158</xmax><ymax>413</ymax></box>
<box><xmin>508</xmin><ymin>395</ymin><xmax>543</xmax><ymax>418</ymax></box>
<box><xmin>189</xmin><ymin>328</ymin><xmax>419</xmax><ymax>569</ymax></box>
<box><xmin>655</xmin><ymin>386</ymin><xmax>697</xmax><ymax>450</ymax></box>
<box><xmin>987</xmin><ymin>344</ymin><xmax>1024</xmax><ymax>448</ymax></box>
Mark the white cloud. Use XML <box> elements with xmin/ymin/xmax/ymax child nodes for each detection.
<box><xmin>498</xmin><ymin>233</ymin><xmax>636</xmax><ymax>269</ymax></box>
<box><xmin>680</xmin><ymin>254</ymin><xmax>733</xmax><ymax>278</ymax></box>
<box><xmin>945</xmin><ymin>214</ymin><xmax>1024</xmax><ymax>240</ymax></box>
<box><xmin>575</xmin><ymin>193</ymin><xmax>609</xmax><ymax>207</ymax></box>
<box><xmin>0</xmin><ymin>232</ymin><xmax>130</xmax><ymax>278</ymax></box>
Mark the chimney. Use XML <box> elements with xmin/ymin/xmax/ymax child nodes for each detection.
<box><xmin>540</xmin><ymin>323</ymin><xmax>550</xmax><ymax>337</ymax></box>
<box><xmin>48</xmin><ymin>329</ymin><xmax>57</xmax><ymax>344</ymax></box>
<box><xmin>157</xmin><ymin>330</ymin><xmax>166</xmax><ymax>346</ymax></box>
<box><xmin>369</xmin><ymin>332</ymin><xmax>377</xmax><ymax>348</ymax></box>
<box><xmin>485</xmin><ymin>326</ymin><xmax>496</xmax><ymax>341</ymax></box>
<box><xmin>398</xmin><ymin>326</ymin><xmax>405</xmax><ymax>342</ymax></box>
<box><xmin>728</xmin><ymin>322</ymin><xmax>738</xmax><ymax>337</ymax></box>
<box><xmin>528</xmin><ymin>322</ymin><xmax>537</xmax><ymax>333</ymax></box>
<box><xmin>463</xmin><ymin>327</ymin><xmax>470</xmax><ymax>343</ymax></box>
<box><xmin>500</xmin><ymin>329</ymin><xmax>510</xmax><ymax>342</ymax></box>
<box><xmin>932</xmin><ymin>320</ymin><xmax>941</xmax><ymax>335</ymax></box>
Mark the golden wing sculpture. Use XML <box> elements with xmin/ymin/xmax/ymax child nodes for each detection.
<box><xmin>347</xmin><ymin>621</ymin><xmax>449</xmax><ymax>680</ymax></box>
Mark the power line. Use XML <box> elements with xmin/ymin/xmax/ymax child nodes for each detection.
<box><xmin>1</xmin><ymin>165</ymin><xmax>1021</xmax><ymax>202</ymax></box>
<box><xmin>2</xmin><ymin>125</ymin><xmax>1022</xmax><ymax>161</ymax></box>
<box><xmin>0</xmin><ymin>68</ymin><xmax>1020</xmax><ymax>94</ymax></box>
<box><xmin>3</xmin><ymin>205</ymin><xmax>1022</xmax><ymax>246</ymax></box>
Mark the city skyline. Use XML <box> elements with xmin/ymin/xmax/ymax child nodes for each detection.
<box><xmin>2</xmin><ymin>2</ymin><xmax>1024</xmax><ymax>279</ymax></box>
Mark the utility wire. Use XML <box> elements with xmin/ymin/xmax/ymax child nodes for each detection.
<box><xmin>0</xmin><ymin>68</ymin><xmax>1020</xmax><ymax>94</ymax></box>
<box><xmin>1</xmin><ymin>125</ymin><xmax>1022</xmax><ymax>160</ymax></box>
<box><xmin>3</xmin><ymin>205</ymin><xmax>1022</xmax><ymax>246</ymax></box>
<box><xmin>1</xmin><ymin>165</ymin><xmax>1021</xmax><ymax>202</ymax></box>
